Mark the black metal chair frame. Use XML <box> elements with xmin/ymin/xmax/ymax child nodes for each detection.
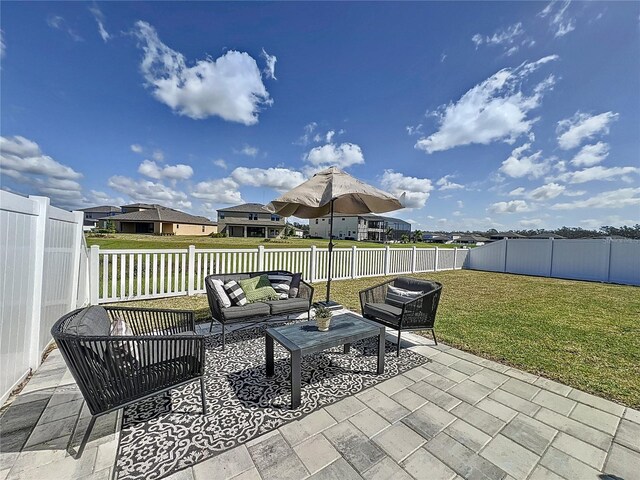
<box><xmin>359</xmin><ymin>277</ymin><xmax>443</xmax><ymax>356</ymax></box>
<box><xmin>51</xmin><ymin>306</ymin><xmax>208</xmax><ymax>458</ymax></box>
<box><xmin>205</xmin><ymin>271</ymin><xmax>314</xmax><ymax>349</ymax></box>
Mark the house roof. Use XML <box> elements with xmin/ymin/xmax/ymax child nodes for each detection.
<box><xmin>491</xmin><ymin>231</ymin><xmax>526</xmax><ymax>238</ymax></box>
<box><xmin>457</xmin><ymin>234</ymin><xmax>490</xmax><ymax>242</ymax></box>
<box><xmin>100</xmin><ymin>205</ymin><xmax>216</xmax><ymax>226</ymax></box>
<box><xmin>218</xmin><ymin>203</ymin><xmax>270</xmax><ymax>213</ymax></box>
<box><xmin>121</xmin><ymin>203</ymin><xmax>157</xmax><ymax>209</ymax></box>
<box><xmin>81</xmin><ymin>205</ymin><xmax>122</xmax><ymax>213</ymax></box>
<box><xmin>530</xmin><ymin>233</ymin><xmax>566</xmax><ymax>239</ymax></box>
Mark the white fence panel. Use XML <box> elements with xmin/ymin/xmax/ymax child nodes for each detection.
<box><xmin>437</xmin><ymin>248</ymin><xmax>455</xmax><ymax>270</ymax></box>
<box><xmin>609</xmin><ymin>240</ymin><xmax>640</xmax><ymax>285</ymax></box>
<box><xmin>415</xmin><ymin>248</ymin><xmax>436</xmax><ymax>272</ymax></box>
<box><xmin>388</xmin><ymin>249</ymin><xmax>412</xmax><ymax>275</ymax></box>
<box><xmin>467</xmin><ymin>238</ymin><xmax>640</xmax><ymax>285</ymax></box>
<box><xmin>0</xmin><ymin>191</ymin><xmax>85</xmax><ymax>405</ymax></box>
<box><xmin>506</xmin><ymin>239</ymin><xmax>553</xmax><ymax>277</ymax></box>
<box><xmin>356</xmin><ymin>248</ymin><xmax>386</xmax><ymax>278</ymax></box>
<box><xmin>455</xmin><ymin>248</ymin><xmax>469</xmax><ymax>269</ymax></box>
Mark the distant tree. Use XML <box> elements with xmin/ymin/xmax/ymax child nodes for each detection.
<box><xmin>553</xmin><ymin>226</ymin><xmax>600</xmax><ymax>239</ymax></box>
<box><xmin>401</xmin><ymin>234</ymin><xmax>410</xmax><ymax>244</ymax></box>
<box><xmin>292</xmin><ymin>222</ymin><xmax>309</xmax><ymax>232</ymax></box>
<box><xmin>105</xmin><ymin>219</ymin><xmax>116</xmax><ymax>233</ymax></box>
<box><xmin>412</xmin><ymin>229</ymin><xmax>424</xmax><ymax>243</ymax></box>
<box><xmin>384</xmin><ymin>226</ymin><xmax>394</xmax><ymax>243</ymax></box>
<box><xmin>600</xmin><ymin>224</ymin><xmax>640</xmax><ymax>239</ymax></box>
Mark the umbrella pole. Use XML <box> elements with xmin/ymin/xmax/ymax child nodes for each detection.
<box><xmin>326</xmin><ymin>199</ymin><xmax>334</xmax><ymax>303</ymax></box>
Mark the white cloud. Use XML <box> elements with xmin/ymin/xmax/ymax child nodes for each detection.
<box><xmin>416</xmin><ymin>56</ymin><xmax>558</xmax><ymax>153</ymax></box>
<box><xmin>471</xmin><ymin>22</ymin><xmax>527</xmax><ymax>55</ymax></box>
<box><xmin>406</xmin><ymin>124</ymin><xmax>423</xmax><ymax>136</ymax></box>
<box><xmin>108</xmin><ymin>175</ymin><xmax>190</xmax><ymax>207</ymax></box>
<box><xmin>529</xmin><ymin>182</ymin><xmax>565</xmax><ymax>200</ymax></box>
<box><xmin>137</xmin><ymin>159</ymin><xmax>193</xmax><ymax>181</ymax></box>
<box><xmin>509</xmin><ymin>187</ymin><xmax>526</xmax><ymax>196</ymax></box>
<box><xmin>1</xmin><ymin>30</ymin><xmax>5</xmax><ymax>58</ymax></box>
<box><xmin>192</xmin><ymin>177</ymin><xmax>244</xmax><ymax>204</ymax></box>
<box><xmin>440</xmin><ymin>53</ymin><xmax>447</xmax><ymax>63</ymax></box>
<box><xmin>380</xmin><ymin>170</ymin><xmax>433</xmax><ymax>209</ymax></box>
<box><xmin>551</xmin><ymin>188</ymin><xmax>640</xmax><ymax>210</ymax></box>
<box><xmin>130</xmin><ymin>144</ymin><xmax>143</xmax><ymax>153</ymax></box>
<box><xmin>296</xmin><ymin>122</ymin><xmax>318</xmax><ymax>145</ymax></box>
<box><xmin>46</xmin><ymin>15</ymin><xmax>83</xmax><ymax>42</ymax></box>
<box><xmin>236</xmin><ymin>145</ymin><xmax>259</xmax><ymax>157</ymax></box>
<box><xmin>1</xmin><ymin>135</ymin><xmax>82</xmax><ymax>180</ymax></box>
<box><xmin>261</xmin><ymin>48</ymin><xmax>277</xmax><ymax>80</ymax></box>
<box><xmin>304</xmin><ymin>143</ymin><xmax>365</xmax><ymax>170</ymax></box>
<box><xmin>570</xmin><ymin>142</ymin><xmax>609</xmax><ymax>167</ymax></box>
<box><xmin>456</xmin><ymin>200</ymin><xmax>464</xmax><ymax>209</ymax></box>
<box><xmin>488</xmin><ymin>200</ymin><xmax>532</xmax><ymax>214</ymax></box>
<box><xmin>539</xmin><ymin>1</ymin><xmax>576</xmax><ymax>37</ymax></box>
<box><xmin>499</xmin><ymin>143</ymin><xmax>550</xmax><ymax>178</ymax></box>
<box><xmin>134</xmin><ymin>21</ymin><xmax>271</xmax><ymax>125</ymax></box>
<box><xmin>556</xmin><ymin>166</ymin><xmax>640</xmax><ymax>184</ymax></box>
<box><xmin>231</xmin><ymin>167</ymin><xmax>304</xmax><ymax>192</ymax></box>
<box><xmin>453</xmin><ymin>211</ymin><xmax>462</xmax><ymax>216</ymax></box>
<box><xmin>520</xmin><ymin>218</ymin><xmax>544</xmax><ymax>227</ymax></box>
<box><xmin>556</xmin><ymin>111</ymin><xmax>618</xmax><ymax>150</ymax></box>
<box><xmin>326</xmin><ymin>130</ymin><xmax>335</xmax><ymax>143</ymax></box>
<box><xmin>213</xmin><ymin>158</ymin><xmax>228</xmax><ymax>169</ymax></box>
<box><xmin>88</xmin><ymin>3</ymin><xmax>110</xmax><ymax>42</ymax></box>
<box><xmin>436</xmin><ymin>175</ymin><xmax>464</xmax><ymax>191</ymax></box>
<box><xmin>152</xmin><ymin>149</ymin><xmax>164</xmax><ymax>161</ymax></box>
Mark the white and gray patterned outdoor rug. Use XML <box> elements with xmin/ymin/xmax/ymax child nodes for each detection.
<box><xmin>115</xmin><ymin>323</ymin><xmax>427</xmax><ymax>480</ymax></box>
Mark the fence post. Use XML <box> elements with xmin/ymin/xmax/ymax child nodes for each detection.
<box><xmin>411</xmin><ymin>246</ymin><xmax>417</xmax><ymax>273</ymax></box>
<box><xmin>187</xmin><ymin>245</ymin><xmax>196</xmax><ymax>296</ymax></box>
<box><xmin>351</xmin><ymin>246</ymin><xmax>358</xmax><ymax>279</ymax></box>
<box><xmin>453</xmin><ymin>247</ymin><xmax>458</xmax><ymax>270</ymax></box>
<box><xmin>90</xmin><ymin>245</ymin><xmax>100</xmax><ymax>305</ymax></box>
<box><xmin>309</xmin><ymin>246</ymin><xmax>317</xmax><ymax>282</ymax></box>
<box><xmin>503</xmin><ymin>239</ymin><xmax>508</xmax><ymax>272</ymax></box>
<box><xmin>68</xmin><ymin>211</ymin><xmax>84</xmax><ymax>310</ymax></box>
<box><xmin>434</xmin><ymin>247</ymin><xmax>439</xmax><ymax>271</ymax></box>
<box><xmin>27</xmin><ymin>195</ymin><xmax>48</xmax><ymax>369</ymax></box>
<box><xmin>384</xmin><ymin>246</ymin><xmax>390</xmax><ymax>276</ymax></box>
<box><xmin>258</xmin><ymin>245</ymin><xmax>265</xmax><ymax>271</ymax></box>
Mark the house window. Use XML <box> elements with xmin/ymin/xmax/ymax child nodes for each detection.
<box><xmin>342</xmin><ymin>218</ymin><xmax>345</xmax><ymax>221</ymax></box>
<box><xmin>248</xmin><ymin>213</ymin><xmax>258</xmax><ymax>220</ymax></box>
<box><xmin>322</xmin><ymin>219</ymin><xmax>325</xmax><ymax>222</ymax></box>
<box><xmin>271</xmin><ymin>215</ymin><xmax>280</xmax><ymax>221</ymax></box>
<box><xmin>219</xmin><ymin>213</ymin><xmax>225</xmax><ymax>219</ymax></box>
<box><xmin>315</xmin><ymin>219</ymin><xmax>318</xmax><ymax>224</ymax></box>
<box><xmin>202</xmin><ymin>226</ymin><xmax>205</xmax><ymax>233</ymax></box>
<box><xmin>176</xmin><ymin>224</ymin><xmax>179</xmax><ymax>229</ymax></box>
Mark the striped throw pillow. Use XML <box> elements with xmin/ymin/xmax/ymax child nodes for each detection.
<box><xmin>268</xmin><ymin>274</ymin><xmax>292</xmax><ymax>300</ymax></box>
<box><xmin>224</xmin><ymin>280</ymin><xmax>247</xmax><ymax>306</ymax></box>
<box><xmin>385</xmin><ymin>285</ymin><xmax>423</xmax><ymax>308</ymax></box>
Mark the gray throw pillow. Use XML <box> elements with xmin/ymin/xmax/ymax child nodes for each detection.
<box><xmin>385</xmin><ymin>285</ymin><xmax>423</xmax><ymax>308</ymax></box>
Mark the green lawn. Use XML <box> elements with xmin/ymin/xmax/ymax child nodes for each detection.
<box><xmin>86</xmin><ymin>233</ymin><xmax>461</xmax><ymax>250</ymax></box>
<box><xmin>109</xmin><ymin>270</ymin><xmax>640</xmax><ymax>408</ymax></box>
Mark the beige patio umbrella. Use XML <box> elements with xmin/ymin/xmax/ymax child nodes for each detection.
<box><xmin>266</xmin><ymin>166</ymin><xmax>405</xmax><ymax>307</ymax></box>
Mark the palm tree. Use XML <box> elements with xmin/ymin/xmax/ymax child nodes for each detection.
<box><xmin>413</xmin><ymin>229</ymin><xmax>423</xmax><ymax>243</ymax></box>
<box><xmin>384</xmin><ymin>226</ymin><xmax>394</xmax><ymax>243</ymax></box>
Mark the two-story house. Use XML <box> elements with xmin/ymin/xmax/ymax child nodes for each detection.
<box><xmin>80</xmin><ymin>205</ymin><xmax>122</xmax><ymax>228</ymax></box>
<box><xmin>308</xmin><ymin>214</ymin><xmax>411</xmax><ymax>242</ymax></box>
<box><xmin>217</xmin><ymin>203</ymin><xmax>286</xmax><ymax>238</ymax></box>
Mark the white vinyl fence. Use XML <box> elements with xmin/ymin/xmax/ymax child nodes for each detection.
<box><xmin>467</xmin><ymin>238</ymin><xmax>640</xmax><ymax>286</ymax></box>
<box><xmin>90</xmin><ymin>244</ymin><xmax>469</xmax><ymax>304</ymax></box>
<box><xmin>0</xmin><ymin>191</ymin><xmax>87</xmax><ymax>404</ymax></box>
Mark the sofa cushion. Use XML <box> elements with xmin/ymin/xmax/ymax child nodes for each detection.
<box><xmin>208</xmin><ymin>278</ymin><xmax>232</xmax><ymax>308</ymax></box>
<box><xmin>265</xmin><ymin>298</ymin><xmax>310</xmax><ymax>316</ymax></box>
<box><xmin>289</xmin><ymin>273</ymin><xmax>302</xmax><ymax>298</ymax></box>
<box><xmin>66</xmin><ymin>305</ymin><xmax>111</xmax><ymax>336</ymax></box>
<box><xmin>363</xmin><ymin>302</ymin><xmax>403</xmax><ymax>326</ymax></box>
<box><xmin>239</xmin><ymin>275</ymin><xmax>279</xmax><ymax>303</ymax></box>
<box><xmin>394</xmin><ymin>277</ymin><xmax>439</xmax><ymax>294</ymax></box>
<box><xmin>385</xmin><ymin>285</ymin><xmax>423</xmax><ymax>308</ymax></box>
<box><xmin>221</xmin><ymin>302</ymin><xmax>270</xmax><ymax>321</ymax></box>
<box><xmin>268</xmin><ymin>273</ymin><xmax>292</xmax><ymax>299</ymax></box>
<box><xmin>224</xmin><ymin>280</ymin><xmax>247</xmax><ymax>306</ymax></box>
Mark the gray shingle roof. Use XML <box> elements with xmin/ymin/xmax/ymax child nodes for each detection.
<box><xmin>81</xmin><ymin>205</ymin><xmax>122</xmax><ymax>213</ymax></box>
<box><xmin>217</xmin><ymin>203</ymin><xmax>270</xmax><ymax>213</ymax></box>
<box><xmin>100</xmin><ymin>206</ymin><xmax>216</xmax><ymax>226</ymax></box>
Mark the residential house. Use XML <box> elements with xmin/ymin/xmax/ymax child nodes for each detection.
<box><xmin>100</xmin><ymin>204</ymin><xmax>217</xmax><ymax>235</ymax></box>
<box><xmin>80</xmin><ymin>205</ymin><xmax>121</xmax><ymax>229</ymax></box>
<box><xmin>217</xmin><ymin>203</ymin><xmax>286</xmax><ymax>238</ymax></box>
<box><xmin>455</xmin><ymin>234</ymin><xmax>490</xmax><ymax>246</ymax></box>
<box><xmin>308</xmin><ymin>214</ymin><xmax>411</xmax><ymax>242</ymax></box>
<box><xmin>490</xmin><ymin>232</ymin><xmax>526</xmax><ymax>240</ymax></box>
<box><xmin>530</xmin><ymin>232</ymin><xmax>566</xmax><ymax>239</ymax></box>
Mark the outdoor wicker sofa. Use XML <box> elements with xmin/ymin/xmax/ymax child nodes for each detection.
<box><xmin>359</xmin><ymin>276</ymin><xmax>443</xmax><ymax>356</ymax></box>
<box><xmin>205</xmin><ymin>270</ymin><xmax>314</xmax><ymax>349</ymax></box>
<box><xmin>51</xmin><ymin>305</ymin><xmax>207</xmax><ymax>457</ymax></box>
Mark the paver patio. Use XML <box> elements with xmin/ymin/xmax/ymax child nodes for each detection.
<box><xmin>1</xmin><ymin>310</ymin><xmax>638</xmax><ymax>480</ymax></box>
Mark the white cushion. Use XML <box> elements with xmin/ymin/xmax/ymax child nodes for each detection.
<box><xmin>211</xmin><ymin>278</ymin><xmax>232</xmax><ymax>308</ymax></box>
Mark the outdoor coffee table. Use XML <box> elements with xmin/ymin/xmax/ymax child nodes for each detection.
<box><xmin>265</xmin><ymin>312</ymin><xmax>385</xmax><ymax>409</ymax></box>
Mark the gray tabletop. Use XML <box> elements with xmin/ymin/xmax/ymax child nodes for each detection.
<box><xmin>266</xmin><ymin>312</ymin><xmax>383</xmax><ymax>353</ymax></box>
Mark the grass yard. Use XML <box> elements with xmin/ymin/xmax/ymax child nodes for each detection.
<box><xmin>86</xmin><ymin>233</ymin><xmax>460</xmax><ymax>250</ymax></box>
<box><xmin>109</xmin><ymin>270</ymin><xmax>640</xmax><ymax>408</ymax></box>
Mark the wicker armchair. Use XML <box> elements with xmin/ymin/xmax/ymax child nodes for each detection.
<box><xmin>52</xmin><ymin>305</ymin><xmax>207</xmax><ymax>457</ymax></box>
<box><xmin>359</xmin><ymin>277</ymin><xmax>443</xmax><ymax>356</ymax></box>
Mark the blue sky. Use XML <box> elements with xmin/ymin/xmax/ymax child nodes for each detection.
<box><xmin>1</xmin><ymin>1</ymin><xmax>639</xmax><ymax>231</ymax></box>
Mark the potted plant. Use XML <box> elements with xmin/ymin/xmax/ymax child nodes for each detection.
<box><xmin>314</xmin><ymin>305</ymin><xmax>333</xmax><ymax>332</ymax></box>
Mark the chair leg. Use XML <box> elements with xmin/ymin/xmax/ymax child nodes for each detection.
<box><xmin>396</xmin><ymin>331</ymin><xmax>402</xmax><ymax>357</ymax></box>
<box><xmin>71</xmin><ymin>414</ymin><xmax>96</xmax><ymax>459</ymax></box>
<box><xmin>200</xmin><ymin>377</ymin><xmax>207</xmax><ymax>415</ymax></box>
<box><xmin>432</xmin><ymin>329</ymin><xmax>438</xmax><ymax>346</ymax></box>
